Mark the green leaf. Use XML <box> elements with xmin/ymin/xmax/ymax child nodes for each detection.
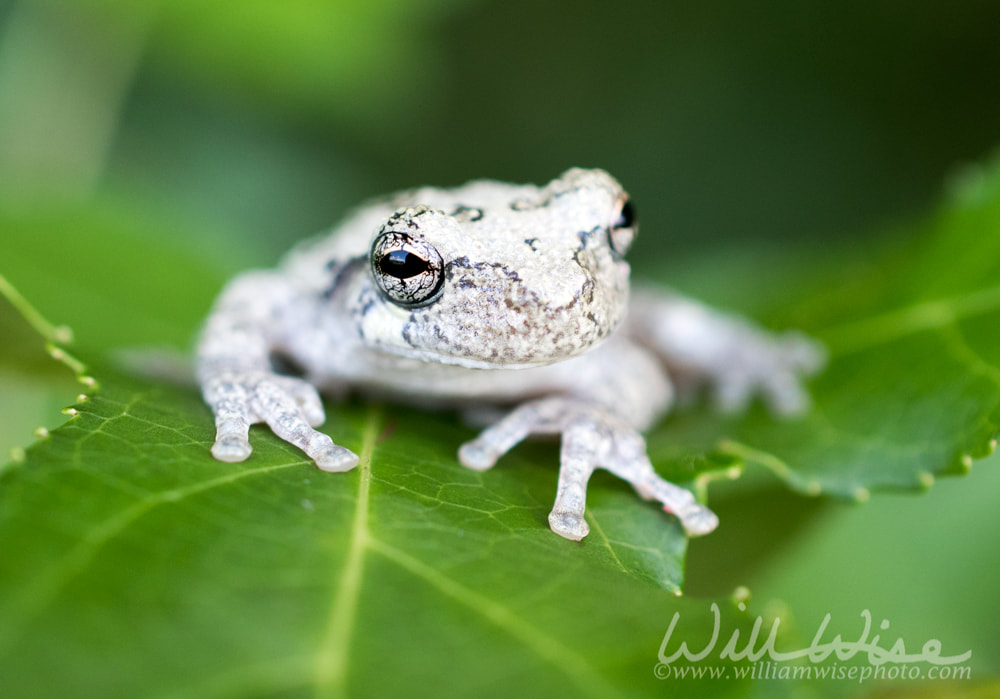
<box><xmin>0</xmin><ymin>375</ymin><xmax>751</xmax><ymax>698</ymax></box>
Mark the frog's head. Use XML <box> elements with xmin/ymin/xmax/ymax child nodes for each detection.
<box><xmin>357</xmin><ymin>168</ymin><xmax>636</xmax><ymax>368</ymax></box>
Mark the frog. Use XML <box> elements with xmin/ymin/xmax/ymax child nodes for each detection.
<box><xmin>197</xmin><ymin>168</ymin><xmax>824</xmax><ymax>542</ymax></box>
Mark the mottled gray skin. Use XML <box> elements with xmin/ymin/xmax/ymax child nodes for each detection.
<box><xmin>198</xmin><ymin>168</ymin><xmax>824</xmax><ymax>541</ymax></box>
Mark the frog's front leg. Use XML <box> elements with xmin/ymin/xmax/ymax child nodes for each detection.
<box><xmin>458</xmin><ymin>398</ymin><xmax>717</xmax><ymax>541</ymax></box>
<box><xmin>198</xmin><ymin>271</ymin><xmax>359</xmax><ymax>472</ymax></box>
<box><xmin>627</xmin><ymin>287</ymin><xmax>826</xmax><ymax>415</ymax></box>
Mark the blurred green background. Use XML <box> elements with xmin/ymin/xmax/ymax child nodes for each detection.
<box><xmin>2</xmin><ymin>0</ymin><xmax>999</xmax><ymax>696</ymax></box>
<box><xmin>4</xmin><ymin>0</ymin><xmax>1000</xmax><ymax>262</ymax></box>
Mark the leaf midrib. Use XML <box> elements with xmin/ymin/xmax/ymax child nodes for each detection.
<box><xmin>312</xmin><ymin>409</ymin><xmax>379</xmax><ymax>698</ymax></box>
<box><xmin>308</xmin><ymin>409</ymin><xmax>620</xmax><ymax>699</ymax></box>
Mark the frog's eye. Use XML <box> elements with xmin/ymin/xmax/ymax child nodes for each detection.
<box><xmin>608</xmin><ymin>198</ymin><xmax>637</xmax><ymax>256</ymax></box>
<box><xmin>370</xmin><ymin>231</ymin><xmax>445</xmax><ymax>307</ymax></box>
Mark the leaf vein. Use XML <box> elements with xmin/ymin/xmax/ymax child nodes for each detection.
<box><xmin>367</xmin><ymin>537</ymin><xmax>617</xmax><ymax>699</ymax></box>
<box><xmin>821</xmin><ymin>282</ymin><xmax>1000</xmax><ymax>356</ymax></box>
<box><xmin>0</xmin><ymin>459</ymin><xmax>303</xmax><ymax>658</ymax></box>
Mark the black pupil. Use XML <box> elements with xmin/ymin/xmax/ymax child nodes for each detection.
<box><xmin>615</xmin><ymin>200</ymin><xmax>636</xmax><ymax>229</ymax></box>
<box><xmin>379</xmin><ymin>249</ymin><xmax>430</xmax><ymax>279</ymax></box>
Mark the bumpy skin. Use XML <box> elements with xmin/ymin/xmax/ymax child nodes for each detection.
<box><xmin>198</xmin><ymin>168</ymin><xmax>824</xmax><ymax>541</ymax></box>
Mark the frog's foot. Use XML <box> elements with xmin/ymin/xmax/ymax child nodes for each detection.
<box><xmin>713</xmin><ymin>331</ymin><xmax>827</xmax><ymax>417</ymax></box>
<box><xmin>457</xmin><ymin>397</ymin><xmax>717</xmax><ymax>540</ymax></box>
<box><xmin>204</xmin><ymin>372</ymin><xmax>359</xmax><ymax>472</ymax></box>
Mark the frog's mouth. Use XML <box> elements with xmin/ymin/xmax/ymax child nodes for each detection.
<box><xmin>368</xmin><ymin>305</ymin><xmax>625</xmax><ymax>370</ymax></box>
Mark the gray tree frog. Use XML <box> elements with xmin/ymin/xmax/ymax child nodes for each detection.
<box><xmin>198</xmin><ymin>168</ymin><xmax>823</xmax><ymax>541</ymax></box>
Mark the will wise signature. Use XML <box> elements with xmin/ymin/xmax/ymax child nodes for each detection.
<box><xmin>658</xmin><ymin>604</ymin><xmax>972</xmax><ymax>667</ymax></box>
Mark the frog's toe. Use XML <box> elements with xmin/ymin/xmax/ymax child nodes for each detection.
<box><xmin>279</xmin><ymin>377</ymin><xmax>326</xmax><ymax>427</ymax></box>
<box><xmin>212</xmin><ymin>435</ymin><xmax>252</xmax><ymax>463</ymax></box>
<box><xmin>457</xmin><ymin>440</ymin><xmax>497</xmax><ymax>471</ymax></box>
<box><xmin>548</xmin><ymin>510</ymin><xmax>590</xmax><ymax>541</ymax></box>
<box><xmin>674</xmin><ymin>503</ymin><xmax>719</xmax><ymax>537</ymax></box>
<box><xmin>782</xmin><ymin>331</ymin><xmax>827</xmax><ymax>374</ymax></box>
<box><xmin>763</xmin><ymin>373</ymin><xmax>811</xmax><ymax>417</ymax></box>
<box><xmin>314</xmin><ymin>444</ymin><xmax>359</xmax><ymax>472</ymax></box>
<box><xmin>211</xmin><ymin>412</ymin><xmax>253</xmax><ymax>463</ymax></box>
<box><xmin>712</xmin><ymin>375</ymin><xmax>753</xmax><ymax>414</ymax></box>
